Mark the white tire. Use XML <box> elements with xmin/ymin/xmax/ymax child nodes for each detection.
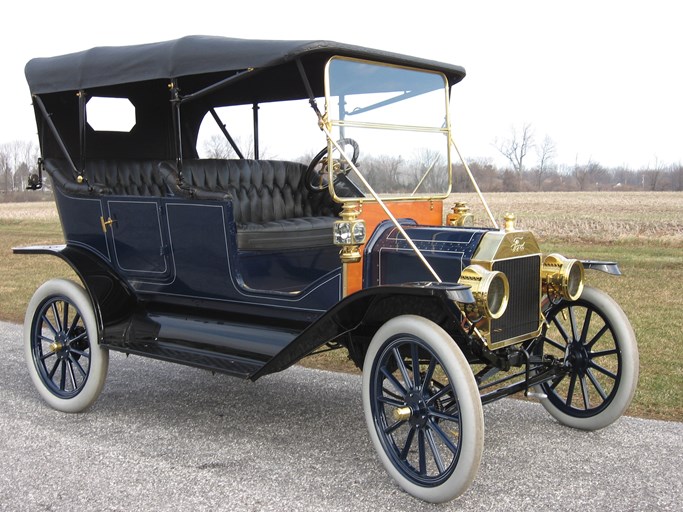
<box><xmin>362</xmin><ymin>315</ymin><xmax>483</xmax><ymax>503</ymax></box>
<box><xmin>24</xmin><ymin>279</ymin><xmax>109</xmax><ymax>412</ymax></box>
<box><xmin>534</xmin><ymin>286</ymin><xmax>639</xmax><ymax>430</ymax></box>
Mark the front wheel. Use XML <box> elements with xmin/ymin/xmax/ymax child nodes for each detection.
<box><xmin>362</xmin><ymin>315</ymin><xmax>483</xmax><ymax>503</ymax></box>
<box><xmin>533</xmin><ymin>286</ymin><xmax>639</xmax><ymax>430</ymax></box>
<box><xmin>24</xmin><ymin>279</ymin><xmax>109</xmax><ymax>412</ymax></box>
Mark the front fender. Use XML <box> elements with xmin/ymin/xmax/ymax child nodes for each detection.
<box><xmin>13</xmin><ymin>244</ymin><xmax>137</xmax><ymax>337</ymax></box>
<box><xmin>251</xmin><ymin>282</ymin><xmax>473</xmax><ymax>380</ymax></box>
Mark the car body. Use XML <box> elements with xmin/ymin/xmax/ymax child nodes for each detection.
<box><xmin>17</xmin><ymin>36</ymin><xmax>638</xmax><ymax>503</ymax></box>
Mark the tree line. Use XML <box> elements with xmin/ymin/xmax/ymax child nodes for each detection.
<box><xmin>486</xmin><ymin>122</ymin><xmax>683</xmax><ymax>192</ymax></box>
<box><xmin>2</xmin><ymin>131</ymin><xmax>682</xmax><ymax>203</ymax></box>
<box><xmin>0</xmin><ymin>140</ymin><xmax>41</xmax><ymax>198</ymax></box>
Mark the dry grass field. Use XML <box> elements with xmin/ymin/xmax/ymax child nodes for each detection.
<box><xmin>1</xmin><ymin>192</ymin><xmax>682</xmax><ymax>421</ymax></box>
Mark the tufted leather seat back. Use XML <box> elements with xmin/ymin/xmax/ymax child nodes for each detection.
<box><xmin>44</xmin><ymin>158</ymin><xmax>176</xmax><ymax>196</ymax></box>
<box><xmin>182</xmin><ymin>159</ymin><xmax>337</xmax><ymax>224</ymax></box>
<box><xmin>85</xmin><ymin>159</ymin><xmax>170</xmax><ymax>196</ymax></box>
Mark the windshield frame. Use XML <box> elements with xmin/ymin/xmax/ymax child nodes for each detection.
<box><xmin>323</xmin><ymin>56</ymin><xmax>453</xmax><ymax>203</ymax></box>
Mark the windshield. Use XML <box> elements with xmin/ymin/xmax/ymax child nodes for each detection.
<box><xmin>325</xmin><ymin>58</ymin><xmax>451</xmax><ymax>200</ymax></box>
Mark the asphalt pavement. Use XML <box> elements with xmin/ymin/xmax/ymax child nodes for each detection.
<box><xmin>1</xmin><ymin>320</ymin><xmax>681</xmax><ymax>511</ymax></box>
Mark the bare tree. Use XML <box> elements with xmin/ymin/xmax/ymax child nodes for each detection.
<box><xmin>201</xmin><ymin>134</ymin><xmax>269</xmax><ymax>160</ymax></box>
<box><xmin>573</xmin><ymin>159</ymin><xmax>605</xmax><ymax>191</ymax></box>
<box><xmin>670</xmin><ymin>162</ymin><xmax>683</xmax><ymax>191</ymax></box>
<box><xmin>0</xmin><ymin>140</ymin><xmax>36</xmax><ymax>193</ymax></box>
<box><xmin>533</xmin><ymin>135</ymin><xmax>556</xmax><ymax>191</ymax></box>
<box><xmin>0</xmin><ymin>145</ymin><xmax>9</xmax><ymax>194</ymax></box>
<box><xmin>644</xmin><ymin>157</ymin><xmax>666</xmax><ymax>191</ymax></box>
<box><xmin>494</xmin><ymin>123</ymin><xmax>534</xmax><ymax>191</ymax></box>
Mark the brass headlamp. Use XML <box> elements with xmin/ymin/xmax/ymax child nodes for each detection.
<box><xmin>541</xmin><ymin>253</ymin><xmax>584</xmax><ymax>301</ymax></box>
<box><xmin>457</xmin><ymin>264</ymin><xmax>509</xmax><ymax>320</ymax></box>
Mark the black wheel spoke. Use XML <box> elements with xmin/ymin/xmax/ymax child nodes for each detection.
<box><xmin>591</xmin><ymin>348</ymin><xmax>618</xmax><ymax>358</ymax></box>
<box><xmin>39</xmin><ymin>334</ymin><xmax>55</xmax><ymax>344</ymax></box>
<box><xmin>427</xmin><ymin>419</ymin><xmax>459</xmax><ymax>455</ymax></box>
<box><xmin>580</xmin><ymin>375</ymin><xmax>590</xmax><ymax>410</ymax></box>
<box><xmin>565</xmin><ymin>372</ymin><xmax>577</xmax><ymax>407</ymax></box>
<box><xmin>586</xmin><ymin>368</ymin><xmax>608</xmax><ymax>400</ymax></box>
<box><xmin>428</xmin><ymin>408</ymin><xmax>460</xmax><ymax>423</ymax></box>
<box><xmin>549</xmin><ymin>373</ymin><xmax>566</xmax><ymax>390</ymax></box>
<box><xmin>378</xmin><ymin>395</ymin><xmax>405</xmax><ymax>408</ymax></box>
<box><xmin>417</xmin><ymin>430</ymin><xmax>427</xmax><ymax>475</ymax></box>
<box><xmin>51</xmin><ymin>303</ymin><xmax>63</xmax><ymax>332</ymax></box>
<box><xmin>381</xmin><ymin>386</ymin><xmax>403</xmax><ymax>401</ymax></box>
<box><xmin>425</xmin><ymin>427</ymin><xmax>446</xmax><ymax>474</ymax></box>
<box><xmin>42</xmin><ymin>314</ymin><xmax>59</xmax><ymax>336</ymax></box>
<box><xmin>384</xmin><ymin>419</ymin><xmax>406</xmax><ymax>436</ymax></box>
<box><xmin>62</xmin><ymin>302</ymin><xmax>70</xmax><ymax>336</ymax></box>
<box><xmin>67</xmin><ymin>311</ymin><xmax>81</xmax><ymax>337</ymax></box>
<box><xmin>400</xmin><ymin>427</ymin><xmax>416</xmax><ymax>460</ymax></box>
<box><xmin>589</xmin><ymin>360</ymin><xmax>617</xmax><ymax>380</ymax></box>
<box><xmin>67</xmin><ymin>360</ymin><xmax>78</xmax><ymax>390</ymax></box>
<box><xmin>586</xmin><ymin>324</ymin><xmax>610</xmax><ymax>350</ymax></box>
<box><xmin>71</xmin><ymin>356</ymin><xmax>88</xmax><ymax>378</ymax></box>
<box><xmin>47</xmin><ymin>358</ymin><xmax>60</xmax><ymax>379</ymax></box>
<box><xmin>40</xmin><ymin>350</ymin><xmax>57</xmax><ymax>362</ymax></box>
<box><xmin>393</xmin><ymin>347</ymin><xmax>413</xmax><ymax>389</ymax></box>
<box><xmin>569</xmin><ymin>306</ymin><xmax>579</xmax><ymax>342</ymax></box>
<box><xmin>411</xmin><ymin>344</ymin><xmax>421</xmax><ymax>390</ymax></box>
<box><xmin>426</xmin><ymin>383</ymin><xmax>452</xmax><ymax>407</ymax></box>
<box><xmin>59</xmin><ymin>360</ymin><xmax>67</xmax><ymax>391</ymax></box>
<box><xmin>551</xmin><ymin>316</ymin><xmax>571</xmax><ymax>344</ymax></box>
<box><xmin>544</xmin><ymin>336</ymin><xmax>567</xmax><ymax>353</ymax></box>
<box><xmin>423</xmin><ymin>356</ymin><xmax>436</xmax><ymax>389</ymax></box>
<box><xmin>380</xmin><ymin>367</ymin><xmax>407</xmax><ymax>396</ymax></box>
<box><xmin>68</xmin><ymin>348</ymin><xmax>90</xmax><ymax>359</ymax></box>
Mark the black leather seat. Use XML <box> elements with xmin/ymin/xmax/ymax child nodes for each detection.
<box><xmin>44</xmin><ymin>158</ymin><xmax>178</xmax><ymax>197</ymax></box>
<box><xmin>180</xmin><ymin>159</ymin><xmax>339</xmax><ymax>251</ymax></box>
<box><xmin>44</xmin><ymin>157</ymin><xmax>339</xmax><ymax>252</ymax></box>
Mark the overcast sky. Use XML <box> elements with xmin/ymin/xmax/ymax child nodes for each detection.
<box><xmin>2</xmin><ymin>0</ymin><xmax>680</xmax><ymax>169</ymax></box>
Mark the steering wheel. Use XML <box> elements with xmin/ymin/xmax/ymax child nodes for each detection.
<box><xmin>305</xmin><ymin>138</ymin><xmax>360</xmax><ymax>192</ymax></box>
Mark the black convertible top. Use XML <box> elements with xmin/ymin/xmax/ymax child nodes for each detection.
<box><xmin>25</xmin><ymin>35</ymin><xmax>466</xmax><ymax>94</ymax></box>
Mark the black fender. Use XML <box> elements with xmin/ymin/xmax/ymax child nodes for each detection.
<box><xmin>581</xmin><ymin>260</ymin><xmax>622</xmax><ymax>275</ymax></box>
<box><xmin>251</xmin><ymin>282</ymin><xmax>474</xmax><ymax>380</ymax></box>
<box><xmin>13</xmin><ymin>244</ymin><xmax>137</xmax><ymax>339</ymax></box>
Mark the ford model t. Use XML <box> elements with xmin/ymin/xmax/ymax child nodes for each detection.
<box><xmin>18</xmin><ymin>36</ymin><xmax>638</xmax><ymax>502</ymax></box>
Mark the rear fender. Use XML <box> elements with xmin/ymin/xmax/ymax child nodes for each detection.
<box><xmin>13</xmin><ymin>244</ymin><xmax>137</xmax><ymax>338</ymax></box>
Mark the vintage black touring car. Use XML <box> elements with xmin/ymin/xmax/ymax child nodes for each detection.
<box><xmin>17</xmin><ymin>36</ymin><xmax>638</xmax><ymax>502</ymax></box>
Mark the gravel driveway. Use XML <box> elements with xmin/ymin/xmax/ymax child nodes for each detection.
<box><xmin>1</xmin><ymin>320</ymin><xmax>680</xmax><ymax>511</ymax></box>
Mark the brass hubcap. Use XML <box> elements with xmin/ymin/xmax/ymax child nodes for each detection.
<box><xmin>49</xmin><ymin>341</ymin><xmax>64</xmax><ymax>353</ymax></box>
<box><xmin>392</xmin><ymin>406</ymin><xmax>412</xmax><ymax>422</ymax></box>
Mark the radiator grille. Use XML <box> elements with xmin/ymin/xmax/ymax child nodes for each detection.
<box><xmin>490</xmin><ymin>256</ymin><xmax>541</xmax><ymax>345</ymax></box>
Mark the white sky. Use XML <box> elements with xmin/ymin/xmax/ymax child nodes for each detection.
<box><xmin>1</xmin><ymin>0</ymin><xmax>680</xmax><ymax>170</ymax></box>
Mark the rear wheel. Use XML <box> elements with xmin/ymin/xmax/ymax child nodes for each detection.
<box><xmin>534</xmin><ymin>286</ymin><xmax>638</xmax><ymax>430</ymax></box>
<box><xmin>24</xmin><ymin>279</ymin><xmax>108</xmax><ymax>412</ymax></box>
<box><xmin>362</xmin><ymin>315</ymin><xmax>483</xmax><ymax>503</ymax></box>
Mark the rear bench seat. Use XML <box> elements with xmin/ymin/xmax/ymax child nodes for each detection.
<box><xmin>44</xmin><ymin>158</ymin><xmax>177</xmax><ymax>196</ymax></box>
<box><xmin>44</xmin><ymin>157</ymin><xmax>339</xmax><ymax>251</ymax></box>
<box><xmin>177</xmin><ymin>159</ymin><xmax>339</xmax><ymax>251</ymax></box>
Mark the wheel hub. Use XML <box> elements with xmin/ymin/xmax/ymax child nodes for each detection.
<box><xmin>567</xmin><ymin>341</ymin><xmax>590</xmax><ymax>374</ymax></box>
<box><xmin>404</xmin><ymin>390</ymin><xmax>429</xmax><ymax>428</ymax></box>
<box><xmin>49</xmin><ymin>334</ymin><xmax>66</xmax><ymax>354</ymax></box>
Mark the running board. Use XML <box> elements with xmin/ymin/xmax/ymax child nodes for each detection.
<box><xmin>106</xmin><ymin>343</ymin><xmax>264</xmax><ymax>379</ymax></box>
<box><xmin>102</xmin><ymin>311</ymin><xmax>300</xmax><ymax>379</ymax></box>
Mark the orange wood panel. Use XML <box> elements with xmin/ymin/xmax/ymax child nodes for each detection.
<box><xmin>345</xmin><ymin>200</ymin><xmax>443</xmax><ymax>295</ymax></box>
